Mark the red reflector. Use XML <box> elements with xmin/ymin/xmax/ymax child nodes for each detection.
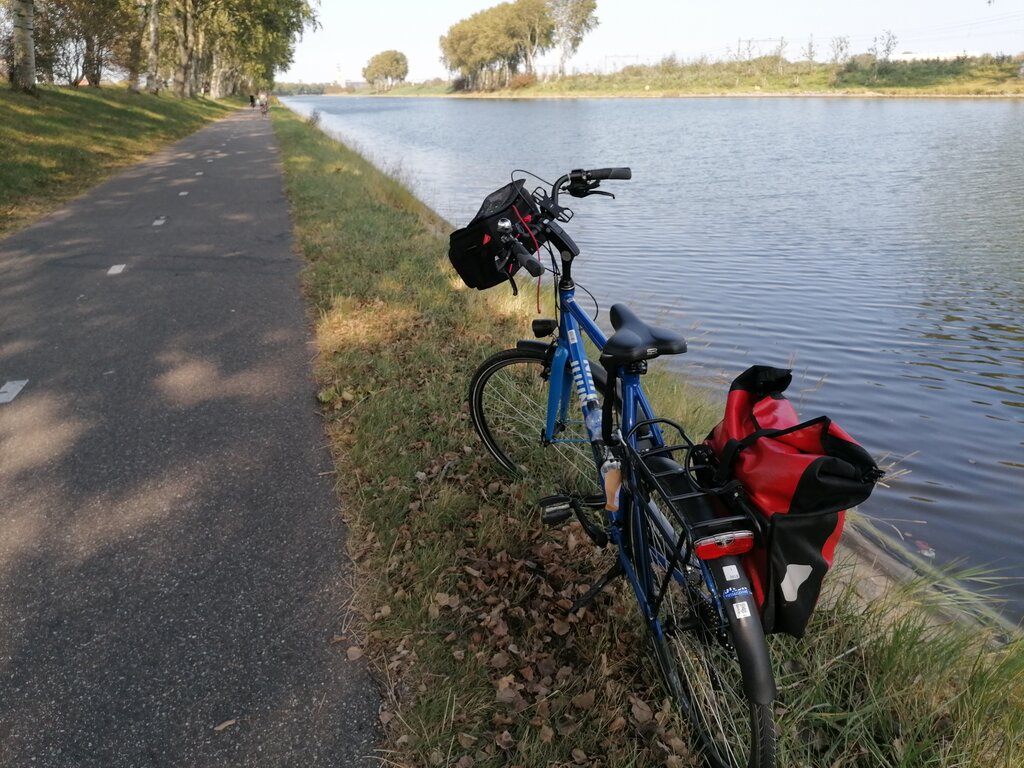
<box><xmin>482</xmin><ymin>233</ymin><xmax>491</xmax><ymax>245</ymax></box>
<box><xmin>522</xmin><ymin>214</ymin><xmax>532</xmax><ymax>222</ymax></box>
<box><xmin>694</xmin><ymin>532</ymin><xmax>755</xmax><ymax>560</ymax></box>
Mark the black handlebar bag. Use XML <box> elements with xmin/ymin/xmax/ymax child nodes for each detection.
<box><xmin>448</xmin><ymin>179</ymin><xmax>545</xmax><ymax>290</ymax></box>
<box><xmin>707</xmin><ymin>366</ymin><xmax>882</xmax><ymax>638</ymax></box>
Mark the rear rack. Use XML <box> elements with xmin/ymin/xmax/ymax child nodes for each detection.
<box><xmin>622</xmin><ymin>417</ymin><xmax>764</xmax><ymax>542</ymax></box>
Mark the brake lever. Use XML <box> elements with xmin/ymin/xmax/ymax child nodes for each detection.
<box><xmin>585</xmin><ymin>190</ymin><xmax>615</xmax><ymax>200</ymax></box>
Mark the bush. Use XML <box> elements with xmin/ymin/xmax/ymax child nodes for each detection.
<box><xmin>306</xmin><ymin>109</ymin><xmax>321</xmax><ymax>129</ymax></box>
<box><xmin>509</xmin><ymin>72</ymin><xmax>536</xmax><ymax>89</ymax></box>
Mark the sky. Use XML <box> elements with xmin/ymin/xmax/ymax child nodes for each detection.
<box><xmin>279</xmin><ymin>1</ymin><xmax>1024</xmax><ymax>84</ymax></box>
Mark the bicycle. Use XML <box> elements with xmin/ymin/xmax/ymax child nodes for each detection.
<box><xmin>458</xmin><ymin>168</ymin><xmax>777</xmax><ymax>768</ymax></box>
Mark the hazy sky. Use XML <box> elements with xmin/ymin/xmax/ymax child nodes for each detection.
<box><xmin>279</xmin><ymin>1</ymin><xmax>1024</xmax><ymax>83</ymax></box>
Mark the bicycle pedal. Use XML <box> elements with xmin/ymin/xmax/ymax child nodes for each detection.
<box><xmin>538</xmin><ymin>495</ymin><xmax>573</xmax><ymax>526</ymax></box>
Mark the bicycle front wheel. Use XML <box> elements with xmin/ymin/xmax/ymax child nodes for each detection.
<box><xmin>469</xmin><ymin>347</ymin><xmax>602</xmax><ymax>494</ymax></box>
<box><xmin>631</xmin><ymin>495</ymin><xmax>777</xmax><ymax>768</ymax></box>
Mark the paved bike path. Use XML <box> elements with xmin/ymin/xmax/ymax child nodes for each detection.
<box><xmin>0</xmin><ymin>111</ymin><xmax>379</xmax><ymax>766</ymax></box>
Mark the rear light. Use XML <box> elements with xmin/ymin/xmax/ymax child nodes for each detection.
<box><xmin>694</xmin><ymin>531</ymin><xmax>754</xmax><ymax>560</ymax></box>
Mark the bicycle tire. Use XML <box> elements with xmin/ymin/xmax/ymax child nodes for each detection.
<box><xmin>630</xmin><ymin>489</ymin><xmax>777</xmax><ymax>768</ymax></box>
<box><xmin>469</xmin><ymin>347</ymin><xmax>607</xmax><ymax>495</ymax></box>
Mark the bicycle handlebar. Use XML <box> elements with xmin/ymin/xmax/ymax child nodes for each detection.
<box><xmin>510</xmin><ymin>238</ymin><xmax>545</xmax><ymax>277</ymax></box>
<box><xmin>582</xmin><ymin>167</ymin><xmax>632</xmax><ymax>181</ymax></box>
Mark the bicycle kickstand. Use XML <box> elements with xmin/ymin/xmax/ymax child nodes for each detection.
<box><xmin>569</xmin><ymin>560</ymin><xmax>624</xmax><ymax>614</ymax></box>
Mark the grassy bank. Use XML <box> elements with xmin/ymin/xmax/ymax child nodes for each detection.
<box><xmin>0</xmin><ymin>86</ymin><xmax>232</xmax><ymax>238</ymax></box>
<box><xmin>385</xmin><ymin>56</ymin><xmax>1024</xmax><ymax>99</ymax></box>
<box><xmin>272</xmin><ymin>105</ymin><xmax>1024</xmax><ymax>767</ymax></box>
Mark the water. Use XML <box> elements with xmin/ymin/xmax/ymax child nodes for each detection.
<box><xmin>284</xmin><ymin>95</ymin><xmax>1024</xmax><ymax>621</ymax></box>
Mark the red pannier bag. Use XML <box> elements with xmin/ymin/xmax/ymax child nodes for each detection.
<box><xmin>706</xmin><ymin>366</ymin><xmax>882</xmax><ymax>638</ymax></box>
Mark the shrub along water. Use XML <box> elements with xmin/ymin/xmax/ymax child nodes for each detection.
<box><xmin>271</xmin><ymin>104</ymin><xmax>1023</xmax><ymax>767</ymax></box>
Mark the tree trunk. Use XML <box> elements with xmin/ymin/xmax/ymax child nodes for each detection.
<box><xmin>84</xmin><ymin>35</ymin><xmax>101</xmax><ymax>86</ymax></box>
<box><xmin>11</xmin><ymin>0</ymin><xmax>37</xmax><ymax>94</ymax></box>
<box><xmin>190</xmin><ymin>24</ymin><xmax>203</xmax><ymax>96</ymax></box>
<box><xmin>145</xmin><ymin>0</ymin><xmax>162</xmax><ymax>93</ymax></box>
<box><xmin>173</xmin><ymin>0</ymin><xmax>193</xmax><ymax>98</ymax></box>
<box><xmin>127</xmin><ymin>1</ymin><xmax>149</xmax><ymax>92</ymax></box>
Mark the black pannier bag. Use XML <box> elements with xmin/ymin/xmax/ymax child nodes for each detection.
<box><xmin>449</xmin><ymin>179</ymin><xmax>545</xmax><ymax>290</ymax></box>
<box><xmin>706</xmin><ymin>365</ymin><xmax>883</xmax><ymax>638</ymax></box>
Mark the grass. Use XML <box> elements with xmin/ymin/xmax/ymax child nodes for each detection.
<box><xmin>0</xmin><ymin>85</ymin><xmax>233</xmax><ymax>238</ymax></box>
<box><xmin>385</xmin><ymin>56</ymin><xmax>1024</xmax><ymax>99</ymax></box>
<box><xmin>271</xmin><ymin>104</ymin><xmax>1024</xmax><ymax>767</ymax></box>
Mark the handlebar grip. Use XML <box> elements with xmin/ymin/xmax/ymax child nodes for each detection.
<box><xmin>511</xmin><ymin>239</ymin><xmax>545</xmax><ymax>277</ymax></box>
<box><xmin>587</xmin><ymin>167</ymin><xmax>632</xmax><ymax>181</ymax></box>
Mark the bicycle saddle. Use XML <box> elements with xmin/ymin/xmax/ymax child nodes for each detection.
<box><xmin>599</xmin><ymin>304</ymin><xmax>687</xmax><ymax>366</ymax></box>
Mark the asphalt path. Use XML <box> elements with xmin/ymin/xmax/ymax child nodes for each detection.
<box><xmin>0</xmin><ymin>110</ymin><xmax>379</xmax><ymax>766</ymax></box>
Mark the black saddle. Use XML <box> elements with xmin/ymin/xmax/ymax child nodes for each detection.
<box><xmin>599</xmin><ymin>304</ymin><xmax>687</xmax><ymax>366</ymax></box>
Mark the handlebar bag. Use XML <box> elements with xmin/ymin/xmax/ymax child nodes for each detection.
<box><xmin>448</xmin><ymin>179</ymin><xmax>545</xmax><ymax>290</ymax></box>
<box><xmin>706</xmin><ymin>365</ymin><xmax>882</xmax><ymax>638</ymax></box>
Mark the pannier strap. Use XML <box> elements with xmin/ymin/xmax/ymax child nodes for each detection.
<box><xmin>714</xmin><ymin>419</ymin><xmax>884</xmax><ymax>487</ymax></box>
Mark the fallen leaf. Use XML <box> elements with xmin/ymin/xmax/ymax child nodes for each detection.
<box><xmin>551</xmin><ymin>619</ymin><xmax>571</xmax><ymax>636</ymax></box>
<box><xmin>571</xmin><ymin>748</ymin><xmax>588</xmax><ymax>764</ymax></box>
<box><xmin>609</xmin><ymin>716</ymin><xmax>627</xmax><ymax>733</ymax></box>
<box><xmin>571</xmin><ymin>690</ymin><xmax>596</xmax><ymax>710</ymax></box>
<box><xmin>346</xmin><ymin>646</ymin><xmax>364</xmax><ymax>661</ymax></box>
<box><xmin>495</xmin><ymin>730</ymin><xmax>516</xmax><ymax>750</ymax></box>
<box><xmin>489</xmin><ymin>652</ymin><xmax>510</xmax><ymax>669</ymax></box>
<box><xmin>667</xmin><ymin>735</ymin><xmax>690</xmax><ymax>755</ymax></box>
<box><xmin>539</xmin><ymin>724</ymin><xmax>555</xmax><ymax>744</ymax></box>
<box><xmin>213</xmin><ymin>719</ymin><xmax>236</xmax><ymax>732</ymax></box>
<box><xmin>630</xmin><ymin>697</ymin><xmax>653</xmax><ymax>724</ymax></box>
<box><xmin>456</xmin><ymin>757</ymin><xmax>474</xmax><ymax>768</ymax></box>
<box><xmin>495</xmin><ymin>687</ymin><xmax>519</xmax><ymax>705</ymax></box>
<box><xmin>457</xmin><ymin>732</ymin><xmax>477</xmax><ymax>748</ymax></box>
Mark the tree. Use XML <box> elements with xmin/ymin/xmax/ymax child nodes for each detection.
<box><xmin>801</xmin><ymin>34</ymin><xmax>816</xmax><ymax>63</ymax></box>
<box><xmin>10</xmin><ymin>0</ymin><xmax>36</xmax><ymax>93</ymax></box>
<box><xmin>829</xmin><ymin>35</ymin><xmax>850</xmax><ymax>66</ymax></box>
<box><xmin>440</xmin><ymin>0</ymin><xmax>556</xmax><ymax>89</ymax></box>
<box><xmin>362</xmin><ymin>49</ymin><xmax>407</xmax><ymax>90</ymax></box>
<box><xmin>549</xmin><ymin>0</ymin><xmax>596</xmax><ymax>77</ymax></box>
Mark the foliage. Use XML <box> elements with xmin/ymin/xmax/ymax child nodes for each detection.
<box><xmin>550</xmin><ymin>0</ymin><xmax>597</xmax><ymax>76</ymax></box>
<box><xmin>363</xmin><ymin>49</ymin><xmax>408</xmax><ymax>91</ymax></box>
<box><xmin>439</xmin><ymin>0</ymin><xmax>557</xmax><ymax>90</ymax></box>
<box><xmin>5</xmin><ymin>0</ymin><xmax>317</xmax><ymax>98</ymax></box>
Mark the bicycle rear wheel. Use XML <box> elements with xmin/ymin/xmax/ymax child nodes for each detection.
<box><xmin>469</xmin><ymin>347</ymin><xmax>604</xmax><ymax>494</ymax></box>
<box><xmin>630</xmin><ymin>491</ymin><xmax>776</xmax><ymax>768</ymax></box>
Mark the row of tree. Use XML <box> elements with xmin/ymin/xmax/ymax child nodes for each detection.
<box><xmin>2</xmin><ymin>0</ymin><xmax>317</xmax><ymax>98</ymax></box>
<box><xmin>440</xmin><ymin>0</ymin><xmax>596</xmax><ymax>90</ymax></box>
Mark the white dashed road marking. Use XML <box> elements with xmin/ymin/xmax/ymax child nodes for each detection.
<box><xmin>179</xmin><ymin>191</ymin><xmax>189</xmax><ymax>197</ymax></box>
<box><xmin>0</xmin><ymin>380</ymin><xmax>29</xmax><ymax>404</ymax></box>
<box><xmin>153</xmin><ymin>216</ymin><xmax>167</xmax><ymax>227</ymax></box>
<box><xmin>195</xmin><ymin>171</ymin><xmax>204</xmax><ymax>176</ymax></box>
<box><xmin>107</xmin><ymin>264</ymin><xmax>126</xmax><ymax>275</ymax></box>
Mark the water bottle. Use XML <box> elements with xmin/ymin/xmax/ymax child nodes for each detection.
<box><xmin>601</xmin><ymin>458</ymin><xmax>622</xmax><ymax>513</ymax></box>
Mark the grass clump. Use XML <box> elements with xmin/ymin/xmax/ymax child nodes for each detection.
<box><xmin>271</xmin><ymin>104</ymin><xmax>1024</xmax><ymax>767</ymax></box>
<box><xmin>0</xmin><ymin>85</ymin><xmax>231</xmax><ymax>238</ymax></box>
